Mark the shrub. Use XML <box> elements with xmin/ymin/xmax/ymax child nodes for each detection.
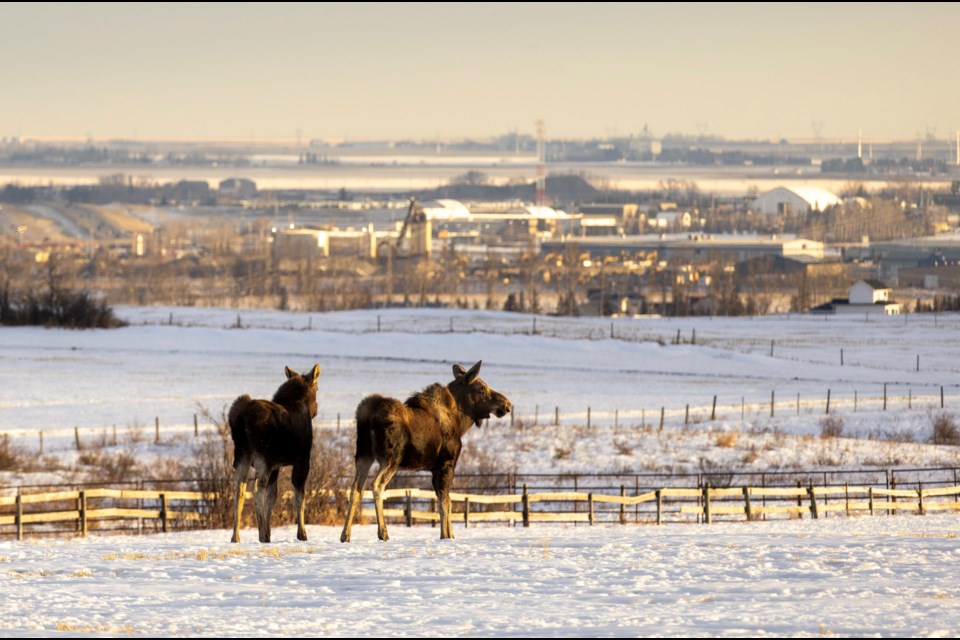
<box><xmin>931</xmin><ymin>413</ymin><xmax>960</xmax><ymax>445</ymax></box>
<box><xmin>0</xmin><ymin>434</ymin><xmax>23</xmax><ymax>471</ymax></box>
<box><xmin>819</xmin><ymin>415</ymin><xmax>845</xmax><ymax>438</ymax></box>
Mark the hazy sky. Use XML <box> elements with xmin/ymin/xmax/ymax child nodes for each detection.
<box><xmin>1</xmin><ymin>2</ymin><xmax>957</xmax><ymax>142</ymax></box>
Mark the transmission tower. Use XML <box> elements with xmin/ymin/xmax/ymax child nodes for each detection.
<box><xmin>535</xmin><ymin>119</ymin><xmax>546</xmax><ymax>206</ymax></box>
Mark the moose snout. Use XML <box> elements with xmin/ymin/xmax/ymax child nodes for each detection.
<box><xmin>495</xmin><ymin>397</ymin><xmax>512</xmax><ymax>418</ymax></box>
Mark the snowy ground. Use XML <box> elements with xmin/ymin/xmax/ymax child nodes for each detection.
<box><xmin>2</xmin><ymin>306</ymin><xmax>960</xmax><ymax>479</ymax></box>
<box><xmin>2</xmin><ymin>516</ymin><xmax>960</xmax><ymax>637</ymax></box>
<box><xmin>3</xmin><ymin>307</ymin><xmax>960</xmax><ymax>636</ymax></box>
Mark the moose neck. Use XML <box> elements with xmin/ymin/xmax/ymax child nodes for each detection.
<box><xmin>446</xmin><ymin>383</ymin><xmax>482</xmax><ymax>435</ymax></box>
<box><xmin>273</xmin><ymin>379</ymin><xmax>307</xmax><ymax>410</ymax></box>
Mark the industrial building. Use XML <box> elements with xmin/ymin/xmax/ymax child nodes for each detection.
<box><xmin>752</xmin><ymin>186</ymin><xmax>841</xmax><ymax>215</ymax></box>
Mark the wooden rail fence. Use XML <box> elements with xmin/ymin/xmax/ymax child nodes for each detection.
<box><xmin>5</xmin><ymin>482</ymin><xmax>959</xmax><ymax>540</ymax></box>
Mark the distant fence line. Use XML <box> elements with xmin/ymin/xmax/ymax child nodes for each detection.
<box><xmin>132</xmin><ymin>308</ymin><xmax>959</xmax><ymax>342</ymax></box>
<box><xmin>4</xmin><ymin>382</ymin><xmax>958</xmax><ymax>455</ymax></box>
<box><xmin>4</xmin><ymin>468</ymin><xmax>960</xmax><ymax>541</ymax></box>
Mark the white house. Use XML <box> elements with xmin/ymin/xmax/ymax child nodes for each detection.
<box><xmin>812</xmin><ymin>279</ymin><xmax>901</xmax><ymax>316</ymax></box>
<box><xmin>753</xmin><ymin>186</ymin><xmax>841</xmax><ymax>215</ymax></box>
<box><xmin>849</xmin><ymin>279</ymin><xmax>891</xmax><ymax>304</ymax></box>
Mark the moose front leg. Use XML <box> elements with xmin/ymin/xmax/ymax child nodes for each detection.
<box><xmin>433</xmin><ymin>463</ymin><xmax>457</xmax><ymax>540</ymax></box>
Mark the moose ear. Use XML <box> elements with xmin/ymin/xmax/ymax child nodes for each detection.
<box><xmin>452</xmin><ymin>364</ymin><xmax>467</xmax><ymax>378</ymax></box>
<box><xmin>463</xmin><ymin>360</ymin><xmax>482</xmax><ymax>383</ymax></box>
<box><xmin>308</xmin><ymin>364</ymin><xmax>321</xmax><ymax>382</ymax></box>
<box><xmin>284</xmin><ymin>366</ymin><xmax>297</xmax><ymax>379</ymax></box>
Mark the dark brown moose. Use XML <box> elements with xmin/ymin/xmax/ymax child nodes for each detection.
<box><xmin>340</xmin><ymin>360</ymin><xmax>512</xmax><ymax>542</ymax></box>
<box><xmin>229</xmin><ymin>364</ymin><xmax>320</xmax><ymax>543</ymax></box>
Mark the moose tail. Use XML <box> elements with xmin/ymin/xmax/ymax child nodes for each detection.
<box><xmin>228</xmin><ymin>394</ymin><xmax>253</xmax><ymax>468</ymax></box>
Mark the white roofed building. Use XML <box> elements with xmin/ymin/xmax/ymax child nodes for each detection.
<box><xmin>753</xmin><ymin>186</ymin><xmax>841</xmax><ymax>215</ymax></box>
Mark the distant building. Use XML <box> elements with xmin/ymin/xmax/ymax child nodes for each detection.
<box><xmin>578</xmin><ymin>203</ymin><xmax>640</xmax><ymax>235</ymax></box>
<box><xmin>541</xmin><ymin>234</ymin><xmax>824</xmax><ymax>263</ymax></box>
<box><xmin>219</xmin><ymin>177</ymin><xmax>257</xmax><ymax>200</ymax></box>
<box><xmin>165</xmin><ymin>180</ymin><xmax>211</xmax><ymax>205</ymax></box>
<box><xmin>753</xmin><ymin>186</ymin><xmax>841</xmax><ymax>215</ymax></box>
<box><xmin>650</xmin><ymin>210</ymin><xmax>693</xmax><ymax>230</ymax></box>
<box><xmin>272</xmin><ymin>229</ymin><xmax>329</xmax><ymax>260</ymax></box>
<box><xmin>812</xmin><ymin>279</ymin><xmax>901</xmax><ymax>315</ymax></box>
<box><xmin>898</xmin><ymin>264</ymin><xmax>960</xmax><ymax>290</ymax></box>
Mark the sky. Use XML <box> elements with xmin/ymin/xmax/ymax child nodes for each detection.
<box><xmin>1</xmin><ymin>3</ymin><xmax>958</xmax><ymax>142</ymax></box>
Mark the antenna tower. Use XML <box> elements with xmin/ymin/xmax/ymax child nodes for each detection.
<box><xmin>535</xmin><ymin>119</ymin><xmax>546</xmax><ymax>206</ymax></box>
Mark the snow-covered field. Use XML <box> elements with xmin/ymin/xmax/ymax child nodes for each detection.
<box><xmin>2</xmin><ymin>306</ymin><xmax>960</xmax><ymax>474</ymax></box>
<box><xmin>2</xmin><ymin>517</ymin><xmax>960</xmax><ymax>637</ymax></box>
<box><xmin>4</xmin><ymin>307</ymin><xmax>960</xmax><ymax>636</ymax></box>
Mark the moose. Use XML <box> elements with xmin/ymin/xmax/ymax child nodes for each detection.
<box><xmin>228</xmin><ymin>364</ymin><xmax>320</xmax><ymax>543</ymax></box>
<box><xmin>340</xmin><ymin>360</ymin><xmax>512</xmax><ymax>542</ymax></box>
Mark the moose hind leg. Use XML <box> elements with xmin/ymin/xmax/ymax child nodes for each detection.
<box><xmin>340</xmin><ymin>456</ymin><xmax>374</xmax><ymax>543</ymax></box>
<box><xmin>231</xmin><ymin>457</ymin><xmax>251</xmax><ymax>543</ymax></box>
<box><xmin>372</xmin><ymin>458</ymin><xmax>401</xmax><ymax>541</ymax></box>
<box><xmin>291</xmin><ymin>460</ymin><xmax>310</xmax><ymax>542</ymax></box>
<box><xmin>258</xmin><ymin>468</ymin><xmax>280</xmax><ymax>543</ymax></box>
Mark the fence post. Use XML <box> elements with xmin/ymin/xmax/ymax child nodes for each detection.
<box><xmin>703</xmin><ymin>483</ymin><xmax>712</xmax><ymax>524</ymax></box>
<box><xmin>619</xmin><ymin>485</ymin><xmax>626</xmax><ymax>525</ymax></box>
<box><xmin>942</xmin><ymin>386</ymin><xmax>945</xmax><ymax>409</ymax></box>
<box><xmin>588</xmin><ymin>493</ymin><xmax>594</xmax><ymax>525</ymax></box>
<box><xmin>826</xmin><ymin>389</ymin><xmax>831</xmax><ymax>415</ymax></box>
<box><xmin>796</xmin><ymin>480</ymin><xmax>803</xmax><ymax>519</ymax></box>
<box><xmin>39</xmin><ymin>432</ymin><xmax>43</xmax><ymax>455</ymax></box>
<box><xmin>808</xmin><ymin>485</ymin><xmax>819</xmax><ymax>520</ymax></box>
<box><xmin>78</xmin><ymin>490</ymin><xmax>87</xmax><ymax>538</ymax></box>
<box><xmin>193</xmin><ymin>414</ymin><xmax>198</xmax><ymax>437</ymax></box>
<box><xmin>405</xmin><ymin>490</ymin><xmax>413</xmax><ymax>527</ymax></box>
<box><xmin>155</xmin><ymin>417</ymin><xmax>160</xmax><ymax>445</ymax></box>
<box><xmin>464</xmin><ymin>497</ymin><xmax>470</xmax><ymax>527</ymax></box>
<box><xmin>743</xmin><ymin>486</ymin><xmax>752</xmax><ymax>521</ymax></box>
<box><xmin>684</xmin><ymin>404</ymin><xmax>689</xmax><ymax>425</ymax></box>
<box><xmin>522</xmin><ymin>484</ymin><xmax>530</xmax><ymax>528</ymax></box>
<box><xmin>868</xmin><ymin>487</ymin><xmax>875</xmax><ymax>516</ymax></box>
<box><xmin>15</xmin><ymin>493</ymin><xmax>23</xmax><ymax>541</ymax></box>
<box><xmin>918</xmin><ymin>483</ymin><xmax>925</xmax><ymax>516</ymax></box>
<box><xmin>656</xmin><ymin>489</ymin><xmax>662</xmax><ymax>526</ymax></box>
<box><xmin>587</xmin><ymin>406</ymin><xmax>591</xmax><ymax>429</ymax></box>
<box><xmin>160</xmin><ymin>493</ymin><xmax>168</xmax><ymax>533</ymax></box>
<box><xmin>659</xmin><ymin>407</ymin><xmax>665</xmax><ymax>430</ymax></box>
<box><xmin>554</xmin><ymin>406</ymin><xmax>559</xmax><ymax>426</ymax></box>
<box><xmin>711</xmin><ymin>396</ymin><xmax>717</xmax><ymax>421</ymax></box>
<box><xmin>75</xmin><ymin>427</ymin><xmax>82</xmax><ymax>451</ymax></box>
<box><xmin>770</xmin><ymin>391</ymin><xmax>775</xmax><ymax>418</ymax></box>
<box><xmin>883</xmin><ymin>383</ymin><xmax>888</xmax><ymax>411</ymax></box>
